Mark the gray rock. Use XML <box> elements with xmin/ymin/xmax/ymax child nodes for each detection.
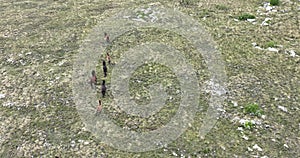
<box><xmin>253</xmin><ymin>144</ymin><xmax>263</xmax><ymax>151</ymax></box>
<box><xmin>278</xmin><ymin>106</ymin><xmax>288</xmax><ymax>112</ymax></box>
<box><xmin>0</xmin><ymin>94</ymin><xmax>5</xmax><ymax>99</ymax></box>
<box><xmin>267</xmin><ymin>47</ymin><xmax>279</xmax><ymax>52</ymax></box>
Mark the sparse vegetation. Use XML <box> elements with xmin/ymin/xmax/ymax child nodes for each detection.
<box><xmin>238</xmin><ymin>13</ymin><xmax>256</xmax><ymax>20</ymax></box>
<box><xmin>0</xmin><ymin>0</ymin><xmax>299</xmax><ymax>157</ymax></box>
<box><xmin>266</xmin><ymin>41</ymin><xmax>277</xmax><ymax>48</ymax></box>
<box><xmin>215</xmin><ymin>4</ymin><xmax>229</xmax><ymax>11</ymax></box>
<box><xmin>244</xmin><ymin>120</ymin><xmax>255</xmax><ymax>129</ymax></box>
<box><xmin>244</xmin><ymin>103</ymin><xmax>263</xmax><ymax>116</ymax></box>
<box><xmin>270</xmin><ymin>0</ymin><xmax>280</xmax><ymax>6</ymax></box>
<box><xmin>179</xmin><ymin>0</ymin><xmax>197</xmax><ymax>6</ymax></box>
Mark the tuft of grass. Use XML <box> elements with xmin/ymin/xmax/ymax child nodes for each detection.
<box><xmin>270</xmin><ymin>0</ymin><xmax>280</xmax><ymax>6</ymax></box>
<box><xmin>215</xmin><ymin>4</ymin><xmax>229</xmax><ymax>11</ymax></box>
<box><xmin>244</xmin><ymin>103</ymin><xmax>263</xmax><ymax>116</ymax></box>
<box><xmin>244</xmin><ymin>121</ymin><xmax>255</xmax><ymax>129</ymax></box>
<box><xmin>266</xmin><ymin>41</ymin><xmax>277</xmax><ymax>48</ymax></box>
<box><xmin>238</xmin><ymin>13</ymin><xmax>255</xmax><ymax>20</ymax></box>
<box><xmin>203</xmin><ymin>148</ymin><xmax>211</xmax><ymax>154</ymax></box>
<box><xmin>136</xmin><ymin>10</ymin><xmax>151</xmax><ymax>20</ymax></box>
<box><xmin>179</xmin><ymin>0</ymin><xmax>196</xmax><ymax>6</ymax></box>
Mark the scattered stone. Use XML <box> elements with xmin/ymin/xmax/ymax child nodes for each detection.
<box><xmin>271</xmin><ymin>138</ymin><xmax>276</xmax><ymax>142</ymax></box>
<box><xmin>148</xmin><ymin>2</ymin><xmax>161</xmax><ymax>6</ymax></box>
<box><xmin>239</xmin><ymin>119</ymin><xmax>247</xmax><ymax>124</ymax></box>
<box><xmin>84</xmin><ymin>141</ymin><xmax>89</xmax><ymax>145</ymax></box>
<box><xmin>231</xmin><ymin>116</ymin><xmax>240</xmax><ymax>123</ymax></box>
<box><xmin>242</xmin><ymin>135</ymin><xmax>249</xmax><ymax>140</ymax></box>
<box><xmin>232</xmin><ymin>101</ymin><xmax>238</xmax><ymax>107</ymax></box>
<box><xmin>132</xmin><ymin>18</ymin><xmax>146</xmax><ymax>22</ymax></box>
<box><xmin>0</xmin><ymin>2</ymin><xmax>298</xmax><ymax>157</ymax></box>
<box><xmin>25</xmin><ymin>52</ymin><xmax>32</xmax><ymax>55</ymax></box>
<box><xmin>217</xmin><ymin>108</ymin><xmax>226</xmax><ymax>113</ymax></box>
<box><xmin>251</xmin><ymin>43</ymin><xmax>257</xmax><ymax>47</ymax></box>
<box><xmin>172</xmin><ymin>151</ymin><xmax>178</xmax><ymax>157</ymax></box>
<box><xmin>2</xmin><ymin>102</ymin><xmax>14</xmax><ymax>107</ymax></box>
<box><xmin>266</xmin><ymin>6</ymin><xmax>273</xmax><ymax>12</ymax></box>
<box><xmin>204</xmin><ymin>79</ymin><xmax>227</xmax><ymax>96</ymax></box>
<box><xmin>255</xmin><ymin>46</ymin><xmax>264</xmax><ymax>50</ymax></box>
<box><xmin>288</xmin><ymin>50</ymin><xmax>297</xmax><ymax>57</ymax></box>
<box><xmin>254</xmin><ymin>120</ymin><xmax>261</xmax><ymax>125</ymax></box>
<box><xmin>254</xmin><ymin>45</ymin><xmax>297</xmax><ymax>57</ymax></box>
<box><xmin>263</xmin><ymin>2</ymin><xmax>277</xmax><ymax>12</ymax></box>
<box><xmin>0</xmin><ymin>94</ymin><xmax>5</xmax><ymax>99</ymax></box>
<box><xmin>123</xmin><ymin>15</ymin><xmax>130</xmax><ymax>19</ymax></box>
<box><xmin>247</xmin><ymin>19</ymin><xmax>256</xmax><ymax>23</ymax></box>
<box><xmin>253</xmin><ymin>144</ymin><xmax>263</xmax><ymax>151</ymax></box>
<box><xmin>247</xmin><ymin>147</ymin><xmax>253</xmax><ymax>152</ymax></box>
<box><xmin>7</xmin><ymin>58</ymin><xmax>14</xmax><ymax>63</ymax></box>
<box><xmin>239</xmin><ymin>119</ymin><xmax>255</xmax><ymax>125</ymax></box>
<box><xmin>58</xmin><ymin>60</ymin><xmax>65</xmax><ymax>66</ymax></box>
<box><xmin>261</xmin><ymin>18</ymin><xmax>272</xmax><ymax>26</ymax></box>
<box><xmin>267</xmin><ymin>47</ymin><xmax>279</xmax><ymax>53</ymax></box>
<box><xmin>220</xmin><ymin>145</ymin><xmax>226</xmax><ymax>150</ymax></box>
<box><xmin>278</xmin><ymin>106</ymin><xmax>288</xmax><ymax>112</ymax></box>
<box><xmin>237</xmin><ymin>127</ymin><xmax>243</xmax><ymax>131</ymax></box>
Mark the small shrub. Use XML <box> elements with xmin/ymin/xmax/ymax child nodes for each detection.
<box><xmin>238</xmin><ymin>13</ymin><xmax>255</xmax><ymax>20</ymax></box>
<box><xmin>244</xmin><ymin>103</ymin><xmax>263</xmax><ymax>116</ymax></box>
<box><xmin>270</xmin><ymin>0</ymin><xmax>280</xmax><ymax>6</ymax></box>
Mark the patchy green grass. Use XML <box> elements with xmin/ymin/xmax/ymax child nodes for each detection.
<box><xmin>244</xmin><ymin>103</ymin><xmax>263</xmax><ymax>116</ymax></box>
<box><xmin>243</xmin><ymin>120</ymin><xmax>255</xmax><ymax>130</ymax></box>
<box><xmin>270</xmin><ymin>0</ymin><xmax>280</xmax><ymax>6</ymax></box>
<box><xmin>266</xmin><ymin>41</ymin><xmax>277</xmax><ymax>48</ymax></box>
<box><xmin>0</xmin><ymin>0</ymin><xmax>299</xmax><ymax>157</ymax></box>
<box><xmin>238</xmin><ymin>13</ymin><xmax>256</xmax><ymax>20</ymax></box>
